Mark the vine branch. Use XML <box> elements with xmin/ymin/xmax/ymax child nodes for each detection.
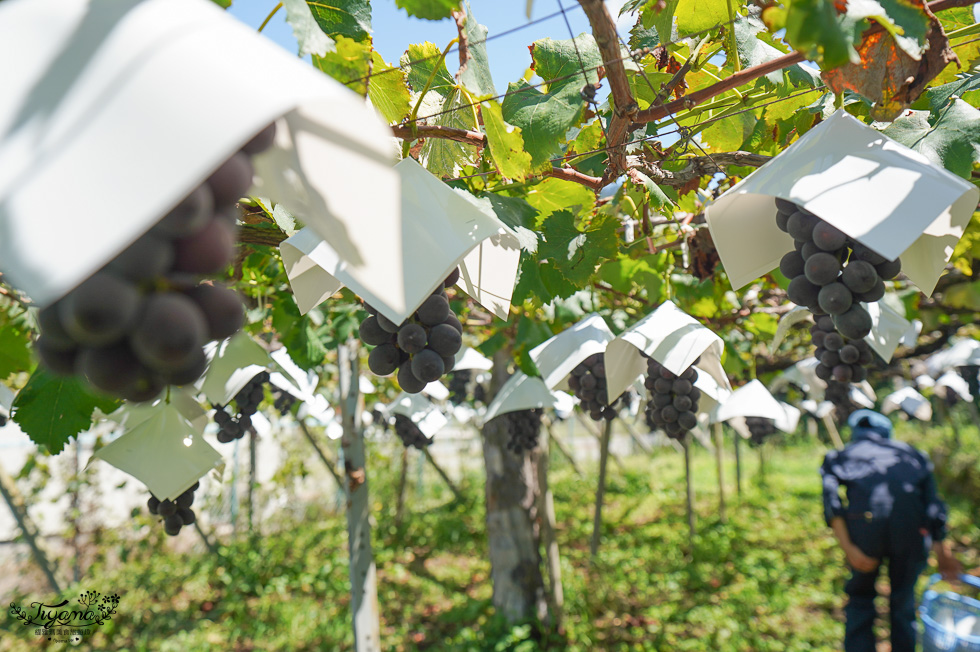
<box><xmin>577</xmin><ymin>0</ymin><xmax>638</xmax><ymax>177</ymax></box>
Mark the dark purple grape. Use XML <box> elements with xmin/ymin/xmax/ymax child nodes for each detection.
<box><xmin>130</xmin><ymin>293</ymin><xmax>208</xmax><ymax>373</ymax></box>
<box><xmin>184</xmin><ymin>283</ymin><xmax>244</xmax><ymax>341</ymax></box>
<box><xmin>59</xmin><ymin>273</ymin><xmax>141</xmax><ymax>347</ymax></box>
<box><xmin>155</xmin><ymin>185</ymin><xmax>214</xmax><ymax>238</ymax></box>
<box><xmin>206</xmin><ymin>152</ymin><xmax>254</xmax><ymax>206</ymax></box>
<box><xmin>172</xmin><ymin>218</ymin><xmax>237</xmax><ymax>275</ymax></box>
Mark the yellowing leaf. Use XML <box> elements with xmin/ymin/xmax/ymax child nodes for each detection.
<box><xmin>482</xmin><ymin>100</ymin><xmax>532</xmax><ymax>181</ymax></box>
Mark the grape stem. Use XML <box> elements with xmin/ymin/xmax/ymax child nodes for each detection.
<box><xmin>257</xmin><ymin>3</ymin><xmax>282</xmax><ymax>33</ymax></box>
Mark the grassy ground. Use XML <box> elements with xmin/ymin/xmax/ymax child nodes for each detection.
<box><xmin>2</xmin><ymin>426</ymin><xmax>978</xmax><ymax>651</ymax></box>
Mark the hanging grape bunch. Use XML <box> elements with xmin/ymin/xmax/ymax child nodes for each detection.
<box><xmin>0</xmin><ymin>414</ymin><xmax>6</xmax><ymax>428</ymax></box>
<box><xmin>957</xmin><ymin>364</ymin><xmax>980</xmax><ymax>402</ymax></box>
<box><xmin>34</xmin><ymin>123</ymin><xmax>278</xmax><ymax>403</ymax></box>
<box><xmin>213</xmin><ymin>371</ymin><xmax>269</xmax><ymax>443</ymax></box>
<box><xmin>776</xmin><ymin>198</ymin><xmax>899</xmax><ymax>382</ymax></box>
<box><xmin>501</xmin><ymin>408</ymin><xmax>543</xmax><ymax>454</ymax></box>
<box><xmin>447</xmin><ymin>370</ymin><xmax>472</xmax><ymax>406</ymax></box>
<box><xmin>744</xmin><ymin>416</ymin><xmax>777</xmax><ymax>447</ymax></box>
<box><xmin>358</xmin><ymin>269</ymin><xmax>463</xmax><ymax>393</ymax></box>
<box><xmin>147</xmin><ymin>481</ymin><xmax>199</xmax><ymax>536</ymax></box>
<box><xmin>272</xmin><ymin>387</ymin><xmax>297</xmax><ymax>416</ymax></box>
<box><xmin>392</xmin><ymin>413</ymin><xmax>432</xmax><ymax>449</ymax></box>
<box><xmin>643</xmin><ymin>356</ymin><xmax>702</xmax><ymax>439</ymax></box>
<box><xmin>810</xmin><ymin>315</ymin><xmax>874</xmax><ymax>383</ymax></box>
<box><xmin>567</xmin><ymin>353</ymin><xmax>621</xmax><ymax>421</ymax></box>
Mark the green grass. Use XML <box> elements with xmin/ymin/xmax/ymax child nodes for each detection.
<box><xmin>2</xmin><ymin>427</ymin><xmax>978</xmax><ymax>652</ymax></box>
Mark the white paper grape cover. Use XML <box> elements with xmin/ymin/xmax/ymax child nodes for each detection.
<box><xmin>454</xmin><ymin>347</ymin><xmax>494</xmax><ymax>372</ymax></box>
<box><xmin>882</xmin><ymin>386</ymin><xmax>932</xmax><ymax>421</ymax></box>
<box><xmin>704</xmin><ymin>110</ymin><xmax>979</xmax><ymax>295</ymax></box>
<box><xmin>0</xmin><ymin>0</ymin><xmax>395</xmax><ymax>306</ymax></box>
<box><xmin>200</xmin><ymin>334</ymin><xmax>273</xmax><ymax>407</ymax></box>
<box><xmin>386</xmin><ymin>393</ymin><xmax>448</xmax><ymax>438</ymax></box>
<box><xmin>280</xmin><ymin>158</ymin><xmax>521</xmax><ymax>325</ymax></box>
<box><xmin>713</xmin><ymin>379</ymin><xmax>789</xmax><ymax>425</ymax></box>
<box><xmin>0</xmin><ymin>384</ymin><xmax>14</xmax><ymax>417</ymax></box>
<box><xmin>935</xmin><ymin>370</ymin><xmax>972</xmax><ymax>401</ymax></box>
<box><xmin>604</xmin><ymin>301</ymin><xmax>731</xmax><ymax>404</ymax></box>
<box><xmin>925</xmin><ymin>338</ymin><xmax>980</xmax><ymax>376</ymax></box>
<box><xmin>93</xmin><ymin>401</ymin><xmax>221</xmax><ymax>500</ymax></box>
<box><xmin>483</xmin><ymin>372</ymin><xmax>558</xmax><ymax>423</ymax></box>
<box><xmin>529</xmin><ymin>313</ymin><xmax>615</xmax><ymax>391</ymax></box>
<box><xmin>774</xmin><ymin>402</ymin><xmax>801</xmax><ymax>434</ymax></box>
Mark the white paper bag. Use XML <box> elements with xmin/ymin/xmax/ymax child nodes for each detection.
<box><xmin>713</xmin><ymin>379</ymin><xmax>788</xmax><ymax>424</ymax></box>
<box><xmin>774</xmin><ymin>402</ymin><xmax>802</xmax><ymax>433</ymax></box>
<box><xmin>925</xmin><ymin>338</ymin><xmax>980</xmax><ymax>377</ymax></box>
<box><xmin>529</xmin><ymin>313</ymin><xmax>615</xmax><ymax>391</ymax></box>
<box><xmin>705</xmin><ymin>110</ymin><xmax>979</xmax><ymax>295</ymax></box>
<box><xmin>454</xmin><ymin>347</ymin><xmax>494</xmax><ymax>372</ymax></box>
<box><xmin>280</xmin><ymin>158</ymin><xmax>522</xmax><ymax>325</ymax></box>
<box><xmin>0</xmin><ymin>384</ymin><xmax>14</xmax><ymax>416</ymax></box>
<box><xmin>605</xmin><ymin>301</ymin><xmax>731</xmax><ymax>404</ymax></box>
<box><xmin>935</xmin><ymin>370</ymin><xmax>972</xmax><ymax>401</ymax></box>
<box><xmin>483</xmin><ymin>372</ymin><xmax>558</xmax><ymax>423</ymax></box>
<box><xmin>0</xmin><ymin>0</ymin><xmax>396</xmax><ymax>306</ymax></box>
<box><xmin>386</xmin><ymin>393</ymin><xmax>448</xmax><ymax>438</ymax></box>
<box><xmin>882</xmin><ymin>386</ymin><xmax>932</xmax><ymax>421</ymax></box>
<box><xmin>93</xmin><ymin>401</ymin><xmax>221</xmax><ymax>500</ymax></box>
<box><xmin>770</xmin><ymin>358</ymin><xmax>826</xmax><ymax>401</ymax></box>
<box><xmin>200</xmin><ymin>333</ymin><xmax>272</xmax><ymax>407</ymax></box>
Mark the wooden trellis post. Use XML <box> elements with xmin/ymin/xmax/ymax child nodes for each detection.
<box><xmin>713</xmin><ymin>422</ymin><xmax>726</xmax><ymax>523</ymax></box>
<box><xmin>589</xmin><ymin>419</ymin><xmax>614</xmax><ymax>563</ymax></box>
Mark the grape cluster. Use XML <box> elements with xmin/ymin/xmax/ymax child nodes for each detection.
<box><xmin>810</xmin><ymin>315</ymin><xmax>874</xmax><ymax>383</ymax></box>
<box><xmin>502</xmin><ymin>408</ymin><xmax>543</xmax><ymax>454</ymax></box>
<box><xmin>272</xmin><ymin>387</ymin><xmax>297</xmax><ymax>416</ymax></box>
<box><xmin>214</xmin><ymin>371</ymin><xmax>269</xmax><ymax>443</ymax></box>
<box><xmin>447</xmin><ymin>370</ymin><xmax>472</xmax><ymax>406</ymax></box>
<box><xmin>568</xmin><ymin>353</ymin><xmax>620</xmax><ymax>421</ymax></box>
<box><xmin>359</xmin><ymin>269</ymin><xmax>463</xmax><ymax>394</ymax></box>
<box><xmin>147</xmin><ymin>481</ymin><xmax>199</xmax><ymax>536</ymax></box>
<box><xmin>0</xmin><ymin>414</ymin><xmax>6</xmax><ymax>428</ymax></box>
<box><xmin>958</xmin><ymin>364</ymin><xmax>980</xmax><ymax>403</ymax></box>
<box><xmin>34</xmin><ymin>124</ymin><xmax>277</xmax><ymax>402</ymax></box>
<box><xmin>745</xmin><ymin>416</ymin><xmax>776</xmax><ymax>446</ymax></box>
<box><xmin>643</xmin><ymin>356</ymin><xmax>702</xmax><ymax>439</ymax></box>
<box><xmin>393</xmin><ymin>413</ymin><xmax>432</xmax><ymax>449</ymax></box>
<box><xmin>777</xmin><ymin>198</ymin><xmax>900</xmax><ymax>343</ymax></box>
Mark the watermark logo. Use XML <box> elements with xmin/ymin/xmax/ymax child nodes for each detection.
<box><xmin>9</xmin><ymin>590</ymin><xmax>119</xmax><ymax>645</ymax></box>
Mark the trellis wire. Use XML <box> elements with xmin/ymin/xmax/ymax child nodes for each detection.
<box><xmin>393</xmin><ymin>15</ymin><xmax>744</xmax><ymax>127</ymax></box>
<box><xmin>445</xmin><ymin>84</ymin><xmax>827</xmax><ymax>185</ymax></box>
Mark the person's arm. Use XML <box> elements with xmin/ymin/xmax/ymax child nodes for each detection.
<box><xmin>820</xmin><ymin>453</ymin><xmax>846</xmax><ymax>525</ymax></box>
<box><xmin>830</xmin><ymin>516</ymin><xmax>880</xmax><ymax>572</ymax></box>
<box><xmin>932</xmin><ymin>539</ymin><xmax>962</xmax><ymax>581</ymax></box>
<box><xmin>919</xmin><ymin>452</ymin><xmax>961</xmax><ymax>580</ymax></box>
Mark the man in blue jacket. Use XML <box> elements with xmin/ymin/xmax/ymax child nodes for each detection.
<box><xmin>821</xmin><ymin>409</ymin><xmax>961</xmax><ymax>652</ymax></box>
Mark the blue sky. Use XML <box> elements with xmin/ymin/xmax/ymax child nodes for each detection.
<box><xmin>228</xmin><ymin>1</ymin><xmax>629</xmax><ymax>94</ymax></box>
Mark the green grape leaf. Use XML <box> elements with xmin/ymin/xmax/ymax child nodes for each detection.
<box><xmin>368</xmin><ymin>51</ymin><xmax>412</xmax><ymax>123</ymax></box>
<box><xmin>0</xmin><ymin>322</ymin><xmax>32</xmax><ymax>380</ymax></box>
<box><xmin>283</xmin><ymin>319</ymin><xmax>329</xmax><ymax>371</ymax></box>
<box><xmin>459</xmin><ymin>3</ymin><xmax>495</xmax><ymax>98</ymax></box>
<box><xmin>482</xmin><ymin>193</ymin><xmax>540</xmax><ymax>252</ymax></box>
<box><xmin>927</xmin><ymin>72</ymin><xmax>980</xmax><ymax>114</ymax></box>
<box><xmin>598</xmin><ymin>254</ymin><xmax>665</xmax><ymax>300</ymax></box>
<box><xmin>882</xmin><ymin>100</ymin><xmax>980</xmax><ymax>179</ymax></box>
<box><xmin>628</xmin><ymin>169</ymin><xmax>674</xmax><ymax>210</ymax></box>
<box><xmin>538</xmin><ymin>211</ymin><xmax>620</xmax><ymax>285</ymax></box>
<box><xmin>642</xmin><ymin>0</ymin><xmax>678</xmax><ymax>44</ymax></box>
<box><xmin>418</xmin><ymin>87</ymin><xmax>480</xmax><ymax>177</ymax></box>
<box><xmin>396</xmin><ymin>0</ymin><xmax>459</xmax><ymax>21</ymax></box>
<box><xmin>525</xmin><ymin>177</ymin><xmax>595</xmax><ymax>224</ymax></box>
<box><xmin>482</xmin><ymin>100</ymin><xmax>533</xmax><ymax>181</ymax></box>
<box><xmin>539</xmin><ymin>262</ymin><xmax>579</xmax><ymax>300</ymax></box>
<box><xmin>11</xmin><ymin>370</ymin><xmax>120</xmax><ymax>455</ymax></box>
<box><xmin>282</xmin><ymin>0</ymin><xmax>335</xmax><ymax>57</ymax></box>
<box><xmin>313</xmin><ymin>36</ymin><xmax>372</xmax><ymax>92</ymax></box>
<box><xmin>211</xmin><ymin>0</ymin><xmax>231</xmax><ymax>7</ymax></box>
<box><xmin>501</xmin><ymin>35</ymin><xmax>600</xmax><ymax>169</ymax></box>
<box><xmin>784</xmin><ymin>0</ymin><xmax>854</xmax><ymax>69</ymax></box>
<box><xmin>674</xmin><ymin>0</ymin><xmax>727</xmax><ymax>36</ymax></box>
<box><xmin>307</xmin><ymin>0</ymin><xmax>372</xmax><ymax>43</ymax></box>
<box><xmin>403</xmin><ymin>41</ymin><xmax>456</xmax><ymax>115</ymax></box>
<box><xmin>734</xmin><ymin>15</ymin><xmax>820</xmax><ymax>89</ymax></box>
<box><xmin>513</xmin><ymin>253</ymin><xmax>549</xmax><ymax>306</ymax></box>
<box><xmin>629</xmin><ymin>16</ymin><xmax>660</xmax><ymax>51</ymax></box>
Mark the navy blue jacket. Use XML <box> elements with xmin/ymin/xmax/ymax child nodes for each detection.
<box><xmin>821</xmin><ymin>427</ymin><xmax>948</xmax><ymax>547</ymax></box>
